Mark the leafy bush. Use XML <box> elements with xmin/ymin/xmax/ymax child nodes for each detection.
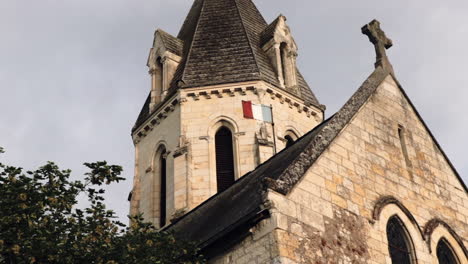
<box><xmin>0</xmin><ymin>149</ymin><xmax>204</xmax><ymax>264</ymax></box>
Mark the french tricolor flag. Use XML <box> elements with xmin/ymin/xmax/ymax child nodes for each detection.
<box><xmin>242</xmin><ymin>101</ymin><xmax>273</xmax><ymax>123</ymax></box>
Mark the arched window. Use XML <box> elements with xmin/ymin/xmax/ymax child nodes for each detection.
<box><xmin>215</xmin><ymin>126</ymin><xmax>235</xmax><ymax>192</ymax></box>
<box><xmin>149</xmin><ymin>57</ymin><xmax>164</xmax><ymax>112</ymax></box>
<box><xmin>437</xmin><ymin>239</ymin><xmax>459</xmax><ymax>264</ymax></box>
<box><xmin>285</xmin><ymin>135</ymin><xmax>295</xmax><ymax>148</ymax></box>
<box><xmin>159</xmin><ymin>149</ymin><xmax>167</xmax><ymax>227</ymax></box>
<box><xmin>280</xmin><ymin>42</ymin><xmax>289</xmax><ymax>86</ymax></box>
<box><xmin>386</xmin><ymin>216</ymin><xmax>414</xmax><ymax>264</ymax></box>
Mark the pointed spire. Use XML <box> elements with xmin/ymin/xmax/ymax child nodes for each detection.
<box><xmin>133</xmin><ymin>0</ymin><xmax>323</xmax><ymax>130</ymax></box>
<box><xmin>175</xmin><ymin>0</ymin><xmax>320</xmax><ymax>105</ymax></box>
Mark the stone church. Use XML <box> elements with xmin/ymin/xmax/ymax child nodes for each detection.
<box><xmin>128</xmin><ymin>0</ymin><xmax>468</xmax><ymax>263</ymax></box>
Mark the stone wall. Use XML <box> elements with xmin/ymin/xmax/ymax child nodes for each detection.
<box><xmin>131</xmin><ymin>102</ymin><xmax>181</xmax><ymax>226</ymax></box>
<box><xmin>208</xmin><ymin>75</ymin><xmax>467</xmax><ymax>263</ymax></box>
<box><xmin>131</xmin><ymin>80</ymin><xmax>323</xmax><ymax>226</ymax></box>
<box><xmin>265</xmin><ymin>75</ymin><xmax>467</xmax><ymax>263</ymax></box>
<box><xmin>178</xmin><ymin>80</ymin><xmax>322</xmax><ymax>210</ymax></box>
<box><xmin>209</xmin><ymin>229</ymin><xmax>279</xmax><ymax>264</ymax></box>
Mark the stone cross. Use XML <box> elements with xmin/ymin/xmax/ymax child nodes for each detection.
<box><xmin>362</xmin><ymin>19</ymin><xmax>394</xmax><ymax>73</ymax></box>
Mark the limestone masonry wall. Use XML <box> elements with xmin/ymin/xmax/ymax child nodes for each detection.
<box><xmin>265</xmin><ymin>76</ymin><xmax>467</xmax><ymax>263</ymax></box>
<box><xmin>179</xmin><ymin>80</ymin><xmax>322</xmax><ymax>210</ymax></box>
<box><xmin>132</xmin><ymin>80</ymin><xmax>323</xmax><ymax>227</ymax></box>
<box><xmin>132</xmin><ymin>104</ymin><xmax>181</xmax><ymax>226</ymax></box>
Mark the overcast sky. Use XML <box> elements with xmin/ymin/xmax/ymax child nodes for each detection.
<box><xmin>1</xmin><ymin>0</ymin><xmax>467</xmax><ymax>223</ymax></box>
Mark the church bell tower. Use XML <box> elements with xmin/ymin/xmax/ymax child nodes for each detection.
<box><xmin>129</xmin><ymin>0</ymin><xmax>325</xmax><ymax>228</ymax></box>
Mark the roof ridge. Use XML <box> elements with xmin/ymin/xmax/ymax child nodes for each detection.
<box><xmin>179</xmin><ymin>0</ymin><xmax>207</xmax><ymax>84</ymax></box>
<box><xmin>233</xmin><ymin>0</ymin><xmax>262</xmax><ymax>79</ymax></box>
<box><xmin>268</xmin><ymin>67</ymin><xmax>390</xmax><ymax>194</ymax></box>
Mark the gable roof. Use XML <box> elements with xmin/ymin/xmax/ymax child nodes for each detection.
<box><xmin>132</xmin><ymin>0</ymin><xmax>321</xmax><ymax>132</ymax></box>
<box><xmin>156</xmin><ymin>29</ymin><xmax>184</xmax><ymax>57</ymax></box>
<box><xmin>168</xmin><ymin>66</ymin><xmax>389</xmax><ymax>248</ymax></box>
<box><xmin>169</xmin><ymin>115</ymin><xmax>333</xmax><ymax>249</ymax></box>
<box><xmin>169</xmin><ymin>65</ymin><xmax>468</xmax><ymax>252</ymax></box>
<box><xmin>259</xmin><ymin>15</ymin><xmax>281</xmax><ymax>47</ymax></box>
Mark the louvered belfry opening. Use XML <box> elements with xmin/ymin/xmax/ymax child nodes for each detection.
<box><xmin>159</xmin><ymin>150</ymin><xmax>167</xmax><ymax>227</ymax></box>
<box><xmin>386</xmin><ymin>216</ymin><xmax>413</xmax><ymax>264</ymax></box>
<box><xmin>215</xmin><ymin>126</ymin><xmax>235</xmax><ymax>192</ymax></box>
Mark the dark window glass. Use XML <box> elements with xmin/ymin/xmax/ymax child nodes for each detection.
<box><xmin>387</xmin><ymin>216</ymin><xmax>413</xmax><ymax>264</ymax></box>
<box><xmin>160</xmin><ymin>151</ymin><xmax>167</xmax><ymax>227</ymax></box>
<box><xmin>285</xmin><ymin>135</ymin><xmax>295</xmax><ymax>148</ymax></box>
<box><xmin>437</xmin><ymin>239</ymin><xmax>458</xmax><ymax>264</ymax></box>
<box><xmin>215</xmin><ymin>127</ymin><xmax>235</xmax><ymax>192</ymax></box>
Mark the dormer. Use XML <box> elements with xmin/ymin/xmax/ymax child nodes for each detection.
<box><xmin>147</xmin><ymin>29</ymin><xmax>183</xmax><ymax>113</ymax></box>
<box><xmin>261</xmin><ymin>15</ymin><xmax>299</xmax><ymax>94</ymax></box>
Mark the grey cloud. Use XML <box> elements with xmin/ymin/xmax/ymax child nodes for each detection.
<box><xmin>1</xmin><ymin>0</ymin><xmax>466</xmax><ymax>223</ymax></box>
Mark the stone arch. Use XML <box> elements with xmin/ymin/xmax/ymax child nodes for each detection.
<box><xmin>207</xmin><ymin>117</ymin><xmax>241</xmax><ymax>195</ymax></box>
<box><xmin>207</xmin><ymin>115</ymin><xmax>240</xmax><ymax>135</ymax></box>
<box><xmin>424</xmin><ymin>219</ymin><xmax>467</xmax><ymax>263</ymax></box>
<box><xmin>284</xmin><ymin>129</ymin><xmax>299</xmax><ymax>148</ymax></box>
<box><xmin>386</xmin><ymin>215</ymin><xmax>418</xmax><ymax>263</ymax></box>
<box><xmin>372</xmin><ymin>196</ymin><xmax>425</xmax><ymax>239</ymax></box>
<box><xmin>151</xmin><ymin>140</ymin><xmax>169</xmax><ymax>169</ymax></box>
<box><xmin>372</xmin><ymin>196</ymin><xmax>426</xmax><ymax>263</ymax></box>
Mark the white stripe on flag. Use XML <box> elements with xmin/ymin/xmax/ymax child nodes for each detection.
<box><xmin>252</xmin><ymin>104</ymin><xmax>263</xmax><ymax>121</ymax></box>
<box><xmin>250</xmin><ymin>103</ymin><xmax>273</xmax><ymax>122</ymax></box>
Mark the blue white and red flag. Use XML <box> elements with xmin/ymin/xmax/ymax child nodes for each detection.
<box><xmin>242</xmin><ymin>101</ymin><xmax>273</xmax><ymax>123</ymax></box>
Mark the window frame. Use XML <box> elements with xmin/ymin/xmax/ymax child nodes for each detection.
<box><xmin>207</xmin><ymin>117</ymin><xmax>240</xmax><ymax>196</ymax></box>
<box><xmin>214</xmin><ymin>126</ymin><xmax>236</xmax><ymax>192</ymax></box>
<box><xmin>386</xmin><ymin>215</ymin><xmax>417</xmax><ymax>264</ymax></box>
<box><xmin>436</xmin><ymin>238</ymin><xmax>460</xmax><ymax>264</ymax></box>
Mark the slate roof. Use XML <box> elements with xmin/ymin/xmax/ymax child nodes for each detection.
<box><xmin>133</xmin><ymin>0</ymin><xmax>321</xmax><ymax>132</ymax></box>
<box><xmin>259</xmin><ymin>15</ymin><xmax>281</xmax><ymax>47</ymax></box>
<box><xmin>156</xmin><ymin>29</ymin><xmax>184</xmax><ymax>56</ymax></box>
<box><xmin>169</xmin><ymin>116</ymin><xmax>333</xmax><ymax>248</ymax></box>
<box><xmin>168</xmin><ymin>66</ymin><xmax>390</xmax><ymax>248</ymax></box>
<box><xmin>169</xmin><ymin>65</ymin><xmax>468</xmax><ymax>252</ymax></box>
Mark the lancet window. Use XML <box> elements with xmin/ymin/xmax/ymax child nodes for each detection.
<box><xmin>437</xmin><ymin>239</ymin><xmax>459</xmax><ymax>264</ymax></box>
<box><xmin>386</xmin><ymin>216</ymin><xmax>414</xmax><ymax>264</ymax></box>
<box><xmin>215</xmin><ymin>127</ymin><xmax>235</xmax><ymax>192</ymax></box>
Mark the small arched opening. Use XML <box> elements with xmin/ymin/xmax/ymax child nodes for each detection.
<box><xmin>280</xmin><ymin>42</ymin><xmax>289</xmax><ymax>87</ymax></box>
<box><xmin>285</xmin><ymin>135</ymin><xmax>295</xmax><ymax>148</ymax></box>
<box><xmin>149</xmin><ymin>57</ymin><xmax>164</xmax><ymax>111</ymax></box>
<box><xmin>156</xmin><ymin>57</ymin><xmax>164</xmax><ymax>95</ymax></box>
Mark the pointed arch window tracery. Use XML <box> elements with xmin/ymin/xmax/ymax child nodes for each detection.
<box><xmin>437</xmin><ymin>239</ymin><xmax>459</xmax><ymax>264</ymax></box>
<box><xmin>386</xmin><ymin>216</ymin><xmax>415</xmax><ymax>264</ymax></box>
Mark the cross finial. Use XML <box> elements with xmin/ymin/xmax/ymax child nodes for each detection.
<box><xmin>362</xmin><ymin>19</ymin><xmax>394</xmax><ymax>73</ymax></box>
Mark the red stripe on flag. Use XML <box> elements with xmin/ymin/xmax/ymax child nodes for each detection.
<box><xmin>242</xmin><ymin>101</ymin><xmax>254</xmax><ymax>119</ymax></box>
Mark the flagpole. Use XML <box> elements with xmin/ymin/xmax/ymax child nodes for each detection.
<box><xmin>270</xmin><ymin>104</ymin><xmax>277</xmax><ymax>155</ymax></box>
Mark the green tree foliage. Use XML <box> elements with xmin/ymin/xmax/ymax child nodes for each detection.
<box><xmin>0</xmin><ymin>150</ymin><xmax>204</xmax><ymax>264</ymax></box>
